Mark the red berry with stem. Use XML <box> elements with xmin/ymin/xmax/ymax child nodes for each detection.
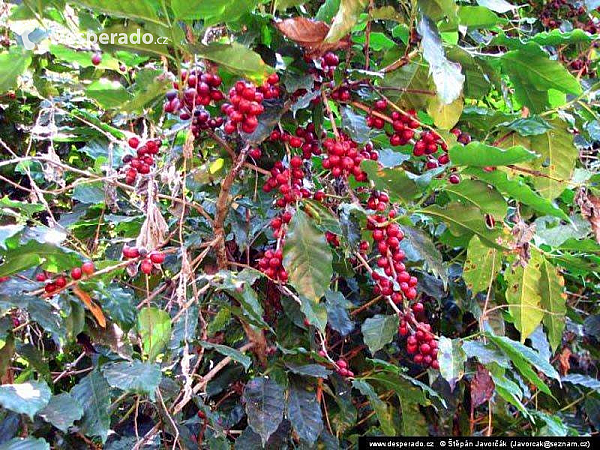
<box><xmin>71</xmin><ymin>267</ymin><xmax>82</xmax><ymax>280</ymax></box>
<box><xmin>81</xmin><ymin>261</ymin><xmax>95</xmax><ymax>275</ymax></box>
<box><xmin>91</xmin><ymin>53</ymin><xmax>102</xmax><ymax>66</ymax></box>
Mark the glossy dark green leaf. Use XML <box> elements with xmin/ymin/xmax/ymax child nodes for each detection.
<box><xmin>287</xmin><ymin>383</ymin><xmax>323</xmax><ymax>445</ymax></box>
<box><xmin>242</xmin><ymin>377</ymin><xmax>285</xmax><ymax>445</ymax></box>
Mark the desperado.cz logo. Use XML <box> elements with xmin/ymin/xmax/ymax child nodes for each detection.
<box><xmin>85</xmin><ymin>29</ymin><xmax>170</xmax><ymax>46</ymax></box>
<box><xmin>17</xmin><ymin>27</ymin><xmax>169</xmax><ymax>50</ymax></box>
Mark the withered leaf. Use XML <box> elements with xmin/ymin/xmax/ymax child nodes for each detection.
<box><xmin>274</xmin><ymin>17</ymin><xmax>351</xmax><ymax>57</ymax></box>
<box><xmin>471</xmin><ymin>364</ymin><xmax>494</xmax><ymax>409</ymax></box>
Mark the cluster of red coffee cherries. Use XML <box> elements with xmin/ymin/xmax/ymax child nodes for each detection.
<box><xmin>270</xmin><ymin>125</ymin><xmax>323</xmax><ymax>160</ymax></box>
<box><xmin>258</xmin><ymin>73</ymin><xmax>281</xmax><ymax>99</ymax></box>
<box><xmin>223</xmin><ymin>81</ymin><xmax>265</xmax><ymax>134</ymax></box>
<box><xmin>450</xmin><ymin>127</ymin><xmax>471</xmax><ymax>145</ymax></box>
<box><xmin>319</xmin><ymin>51</ymin><xmax>340</xmax><ymax>78</ymax></box>
<box><xmin>122</xmin><ymin>137</ymin><xmax>161</xmax><ymax>184</ymax></box>
<box><xmin>317</xmin><ymin>351</ymin><xmax>354</xmax><ymax>378</ymax></box>
<box><xmin>369</xmin><ymin>213</ymin><xmax>417</xmax><ymax>303</ymax></box>
<box><xmin>322</xmin><ymin>133</ymin><xmax>374</xmax><ymax>181</ymax></box>
<box><xmin>257</xmin><ymin>248</ymin><xmax>288</xmax><ymax>282</ymax></box>
<box><xmin>366</xmin><ymin>191</ymin><xmax>389</xmax><ymax>212</ymax></box>
<box><xmin>122</xmin><ymin>245</ymin><xmax>165</xmax><ymax>275</ymax></box>
<box><xmin>164</xmin><ymin>70</ymin><xmax>224</xmax><ymax>116</ymax></box>
<box><xmin>262</xmin><ymin>159</ymin><xmax>308</xmax><ymax>208</ymax></box>
<box><xmin>37</xmin><ymin>262</ymin><xmax>95</xmax><ymax>295</ymax></box>
<box><xmin>400</xmin><ymin>317</ymin><xmax>439</xmax><ymax>369</ymax></box>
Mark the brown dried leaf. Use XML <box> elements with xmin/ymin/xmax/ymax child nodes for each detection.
<box><xmin>576</xmin><ymin>189</ymin><xmax>600</xmax><ymax>244</ymax></box>
<box><xmin>73</xmin><ymin>285</ymin><xmax>107</xmax><ymax>328</ymax></box>
<box><xmin>470</xmin><ymin>364</ymin><xmax>494</xmax><ymax>409</ymax></box>
<box><xmin>559</xmin><ymin>347</ymin><xmax>572</xmax><ymax>376</ymax></box>
<box><xmin>274</xmin><ymin>17</ymin><xmax>351</xmax><ymax>57</ymax></box>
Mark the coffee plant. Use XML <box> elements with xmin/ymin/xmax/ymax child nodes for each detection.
<box><xmin>0</xmin><ymin>0</ymin><xmax>599</xmax><ymax>448</ymax></box>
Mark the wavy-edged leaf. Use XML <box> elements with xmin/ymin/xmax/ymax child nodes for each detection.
<box><xmin>449</xmin><ymin>142</ymin><xmax>539</xmax><ymax>167</ymax></box>
<box><xmin>501</xmin><ymin>47</ymin><xmax>582</xmax><ymax>113</ymax></box>
<box><xmin>445</xmin><ymin>179</ymin><xmax>508</xmax><ymax>220</ymax></box>
<box><xmin>74</xmin><ymin>1</ymin><xmax>162</xmax><ymax>23</ymax></box>
<box><xmin>189</xmin><ymin>42</ymin><xmax>273</xmax><ymax>84</ymax></box>
<box><xmin>438</xmin><ymin>336</ymin><xmax>466</xmax><ymax>391</ymax></box>
<box><xmin>539</xmin><ymin>258</ymin><xmax>567</xmax><ymax>352</ymax></box>
<box><xmin>0</xmin><ymin>381</ymin><xmax>51</xmax><ymax>419</ymax></box>
<box><xmin>324</xmin><ymin>0</ymin><xmax>368</xmax><ymax>43</ymax></box>
<box><xmin>487</xmin><ymin>334</ymin><xmax>560</xmax><ymax>395</ymax></box>
<box><xmin>0</xmin><ymin>50</ymin><xmax>31</xmax><ymax>92</ymax></box>
<box><xmin>418</xmin><ymin>203</ymin><xmax>504</xmax><ymax>248</ymax></box>
<box><xmin>199</xmin><ymin>341</ymin><xmax>252</xmax><ymax>370</ymax></box>
<box><xmin>463</xmin><ymin>168</ymin><xmax>569</xmax><ymax>221</ymax></box>
<box><xmin>38</xmin><ymin>393</ymin><xmax>84</xmax><ymax>432</ymax></box>
<box><xmin>463</xmin><ymin>235</ymin><xmax>502</xmax><ymax>294</ymax></box>
<box><xmin>505</xmin><ymin>249</ymin><xmax>544</xmax><ymax>342</ymax></box>
<box><xmin>562</xmin><ymin>374</ymin><xmax>600</xmax><ymax>390</ymax></box>
<box><xmin>401</xmin><ymin>225</ymin><xmax>447</xmax><ymax>285</ymax></box>
<box><xmin>101</xmin><ymin>360</ymin><xmax>162</xmax><ymax>400</ymax></box>
<box><xmin>418</xmin><ymin>16</ymin><xmax>464</xmax><ymax>104</ymax></box>
<box><xmin>361</xmin><ymin>160</ymin><xmax>419</xmax><ymax>203</ymax></box>
<box><xmin>242</xmin><ymin>377</ymin><xmax>285</xmax><ymax>445</ymax></box>
<box><xmin>283</xmin><ymin>210</ymin><xmax>332</xmax><ymax>303</ymax></box>
<box><xmin>287</xmin><ymin>383</ymin><xmax>323</xmax><ymax>446</ymax></box>
<box><xmin>362</xmin><ymin>314</ymin><xmax>399</xmax><ymax>355</ymax></box>
<box><xmin>324</xmin><ymin>290</ymin><xmax>354</xmax><ymax>336</ymax></box>
<box><xmin>0</xmin><ymin>438</ymin><xmax>49</xmax><ymax>450</ymax></box>
<box><xmin>352</xmin><ymin>379</ymin><xmax>395</xmax><ymax>434</ymax></box>
<box><xmin>137</xmin><ymin>307</ymin><xmax>172</xmax><ymax>362</ymax></box>
<box><xmin>70</xmin><ymin>370</ymin><xmax>111</xmax><ymax>443</ymax></box>
<box><xmin>285</xmin><ymin>363</ymin><xmax>332</xmax><ymax>378</ymax></box>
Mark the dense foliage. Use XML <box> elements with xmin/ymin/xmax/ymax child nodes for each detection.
<box><xmin>0</xmin><ymin>0</ymin><xmax>599</xmax><ymax>448</ymax></box>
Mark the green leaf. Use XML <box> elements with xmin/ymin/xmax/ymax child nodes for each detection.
<box><xmin>487</xmin><ymin>334</ymin><xmax>560</xmax><ymax>395</ymax></box>
<box><xmin>438</xmin><ymin>336</ymin><xmax>466</xmax><ymax>391</ymax></box>
<box><xmin>188</xmin><ymin>42</ymin><xmax>273</xmax><ymax>84</ymax></box>
<box><xmin>462</xmin><ymin>340</ymin><xmax>511</xmax><ymax>368</ymax></box>
<box><xmin>539</xmin><ymin>258</ymin><xmax>566</xmax><ymax>352</ymax></box>
<box><xmin>501</xmin><ymin>47</ymin><xmax>582</xmax><ymax>113</ymax></box>
<box><xmin>490</xmin><ymin>29</ymin><xmax>595</xmax><ymax>49</ymax></box>
<box><xmin>418</xmin><ymin>16</ymin><xmax>464</xmax><ymax>104</ymax></box>
<box><xmin>0</xmin><ymin>438</ymin><xmax>49</xmax><ymax>450</ymax></box>
<box><xmin>324</xmin><ymin>0</ymin><xmax>368</xmax><ymax>43</ymax></box>
<box><xmin>362</xmin><ymin>314</ymin><xmax>399</xmax><ymax>355</ymax></box>
<box><xmin>505</xmin><ymin>249</ymin><xmax>544</xmax><ymax>342</ymax></box>
<box><xmin>445</xmin><ymin>179</ymin><xmax>508</xmax><ymax>219</ymax></box>
<box><xmin>137</xmin><ymin>307</ymin><xmax>172</xmax><ymax>362</ymax></box>
<box><xmin>463</xmin><ymin>168</ymin><xmax>570</xmax><ymax>221</ymax></box>
<box><xmin>73</xmin><ymin>183</ymin><xmax>105</xmax><ymax>204</ymax></box>
<box><xmin>85</xmin><ymin>79</ymin><xmax>131</xmax><ymax>109</ymax></box>
<box><xmin>285</xmin><ymin>363</ymin><xmax>332</xmax><ymax>378</ymax></box>
<box><xmin>463</xmin><ymin>236</ymin><xmax>502</xmax><ymax>294</ymax></box>
<box><xmin>274</xmin><ymin>0</ymin><xmax>307</xmax><ymax>10</ymax></box>
<box><xmin>171</xmin><ymin>0</ymin><xmax>231</xmax><ymax>19</ymax></box>
<box><xmin>518</xmin><ymin>120</ymin><xmax>578</xmax><ymax>200</ymax></box>
<box><xmin>427</xmin><ymin>95</ymin><xmax>463</xmax><ymax>129</ymax></box>
<box><xmin>562</xmin><ymin>374</ymin><xmax>600</xmax><ymax>390</ymax></box>
<box><xmin>0</xmin><ymin>50</ymin><xmax>31</xmax><ymax>92</ymax></box>
<box><xmin>324</xmin><ymin>290</ymin><xmax>354</xmax><ymax>336</ymax></box>
<box><xmin>0</xmin><ymin>241</ymin><xmax>82</xmax><ymax>277</ymax></box>
<box><xmin>381</xmin><ymin>62</ymin><xmax>433</xmax><ymax>110</ymax></box>
<box><xmin>477</xmin><ymin>0</ymin><xmax>516</xmax><ymax>13</ymax></box>
<box><xmin>418</xmin><ymin>0</ymin><xmax>459</xmax><ymax>22</ymax></box>
<box><xmin>73</xmin><ymin>0</ymin><xmax>163</xmax><ymax>25</ymax></box>
<box><xmin>287</xmin><ymin>383</ymin><xmax>323</xmax><ymax>446</ymax></box>
<box><xmin>361</xmin><ymin>160</ymin><xmax>419</xmax><ymax>203</ymax></box>
<box><xmin>199</xmin><ymin>341</ymin><xmax>252</xmax><ymax>370</ymax></box>
<box><xmin>0</xmin><ymin>380</ymin><xmax>51</xmax><ymax>419</ymax></box>
<box><xmin>101</xmin><ymin>360</ymin><xmax>162</xmax><ymax>400</ymax></box>
<box><xmin>70</xmin><ymin>370</ymin><xmax>111</xmax><ymax>443</ymax></box>
<box><xmin>352</xmin><ymin>379</ymin><xmax>395</xmax><ymax>434</ymax></box>
<box><xmin>400</xmin><ymin>400</ymin><xmax>428</xmax><ymax>436</ymax></box>
<box><xmin>458</xmin><ymin>6</ymin><xmax>506</xmax><ymax>28</ymax></box>
<box><xmin>401</xmin><ymin>225</ymin><xmax>447</xmax><ymax>284</ymax></box>
<box><xmin>242</xmin><ymin>377</ymin><xmax>285</xmax><ymax>445</ymax></box>
<box><xmin>0</xmin><ymin>225</ymin><xmax>23</xmax><ymax>250</ymax></box>
<box><xmin>283</xmin><ymin>210</ymin><xmax>332</xmax><ymax>303</ymax></box>
<box><xmin>449</xmin><ymin>142</ymin><xmax>539</xmax><ymax>167</ymax></box>
<box><xmin>418</xmin><ymin>203</ymin><xmax>504</xmax><ymax>248</ymax></box>
<box><xmin>502</xmin><ymin>117</ymin><xmax>553</xmax><ymax>136</ymax></box>
<box><xmin>38</xmin><ymin>393</ymin><xmax>84</xmax><ymax>432</ymax></box>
